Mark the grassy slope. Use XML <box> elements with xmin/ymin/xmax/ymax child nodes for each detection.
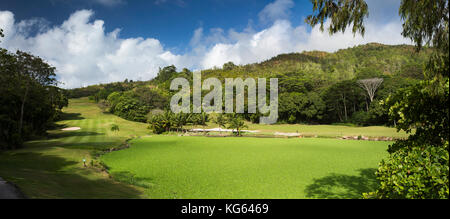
<box><xmin>0</xmin><ymin>98</ymin><xmax>149</xmax><ymax>198</ymax></box>
<box><xmin>101</xmin><ymin>136</ymin><xmax>390</xmax><ymax>199</ymax></box>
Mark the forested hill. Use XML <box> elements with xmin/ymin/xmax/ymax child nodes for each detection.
<box><xmin>66</xmin><ymin>43</ymin><xmax>432</xmax><ymax>126</ymax></box>
<box><xmin>201</xmin><ymin>43</ymin><xmax>430</xmax><ymax>82</ymax></box>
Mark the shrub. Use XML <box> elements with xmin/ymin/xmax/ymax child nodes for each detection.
<box><xmin>148</xmin><ymin>111</ymin><xmax>174</xmax><ymax>134</ymax></box>
<box><xmin>364</xmin><ymin>142</ymin><xmax>449</xmax><ymax>199</ymax></box>
<box><xmin>350</xmin><ymin>111</ymin><xmax>370</xmax><ymax>126</ymax></box>
<box><xmin>111</xmin><ymin>124</ymin><xmax>120</xmax><ymax>132</ymax></box>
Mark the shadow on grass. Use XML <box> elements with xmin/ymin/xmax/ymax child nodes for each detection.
<box><xmin>0</xmin><ymin>151</ymin><xmax>144</xmax><ymax>199</ymax></box>
<box><xmin>110</xmin><ymin>171</ymin><xmax>155</xmax><ymax>189</ymax></box>
<box><xmin>60</xmin><ymin>112</ymin><xmax>85</xmax><ymax>121</ymax></box>
<box><xmin>50</xmin><ymin>131</ymin><xmax>105</xmax><ymax>139</ymax></box>
<box><xmin>25</xmin><ymin>130</ymin><xmax>116</xmax><ymax>150</ymax></box>
<box><xmin>304</xmin><ymin>168</ymin><xmax>378</xmax><ymax>199</ymax></box>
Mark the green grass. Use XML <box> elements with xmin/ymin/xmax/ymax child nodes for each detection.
<box><xmin>248</xmin><ymin>123</ymin><xmax>410</xmax><ymax>138</ymax></box>
<box><xmin>192</xmin><ymin>121</ymin><xmax>409</xmax><ymax>139</ymax></box>
<box><xmin>0</xmin><ymin>98</ymin><xmax>149</xmax><ymax>198</ymax></box>
<box><xmin>0</xmin><ymin>97</ymin><xmax>404</xmax><ymax>199</ymax></box>
<box><xmin>101</xmin><ymin>136</ymin><xmax>390</xmax><ymax>199</ymax></box>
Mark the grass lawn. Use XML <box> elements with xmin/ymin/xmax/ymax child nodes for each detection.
<box><xmin>101</xmin><ymin>136</ymin><xmax>390</xmax><ymax>199</ymax></box>
<box><xmin>0</xmin><ymin>98</ymin><xmax>149</xmax><ymax>198</ymax></box>
<box><xmin>0</xmin><ymin>98</ymin><xmax>402</xmax><ymax>199</ymax></box>
<box><xmin>249</xmin><ymin>124</ymin><xmax>409</xmax><ymax>138</ymax></box>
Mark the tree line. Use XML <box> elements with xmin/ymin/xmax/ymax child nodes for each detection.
<box><xmin>0</xmin><ymin>36</ymin><xmax>68</xmax><ymax>149</ymax></box>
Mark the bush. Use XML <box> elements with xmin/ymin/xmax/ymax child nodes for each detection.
<box><xmin>148</xmin><ymin>111</ymin><xmax>174</xmax><ymax>134</ymax></box>
<box><xmin>111</xmin><ymin>124</ymin><xmax>120</xmax><ymax>132</ymax></box>
<box><xmin>350</xmin><ymin>111</ymin><xmax>370</xmax><ymax>126</ymax></box>
<box><xmin>364</xmin><ymin>143</ymin><xmax>449</xmax><ymax>199</ymax></box>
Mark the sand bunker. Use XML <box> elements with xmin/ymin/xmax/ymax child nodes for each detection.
<box><xmin>274</xmin><ymin>132</ymin><xmax>301</xmax><ymax>137</ymax></box>
<box><xmin>191</xmin><ymin>128</ymin><xmax>260</xmax><ymax>133</ymax></box>
<box><xmin>61</xmin><ymin>127</ymin><xmax>81</xmax><ymax>131</ymax></box>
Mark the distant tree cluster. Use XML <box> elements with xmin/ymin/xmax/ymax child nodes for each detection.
<box><xmin>147</xmin><ymin>111</ymin><xmax>209</xmax><ymax>134</ymax></box>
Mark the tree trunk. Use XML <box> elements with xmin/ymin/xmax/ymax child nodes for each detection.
<box><xmin>18</xmin><ymin>84</ymin><xmax>29</xmax><ymax>137</ymax></box>
<box><xmin>337</xmin><ymin>104</ymin><xmax>343</xmax><ymax>122</ymax></box>
<box><xmin>365</xmin><ymin>98</ymin><xmax>369</xmax><ymax>112</ymax></box>
<box><xmin>342</xmin><ymin>94</ymin><xmax>348</xmax><ymax>121</ymax></box>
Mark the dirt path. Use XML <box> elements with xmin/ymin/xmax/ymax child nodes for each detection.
<box><xmin>0</xmin><ymin>177</ymin><xmax>26</xmax><ymax>199</ymax></box>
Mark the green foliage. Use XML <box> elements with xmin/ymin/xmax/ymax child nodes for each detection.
<box><xmin>306</xmin><ymin>0</ymin><xmax>369</xmax><ymax>36</ymax></box>
<box><xmin>114</xmin><ymin>95</ymin><xmax>149</xmax><ymax>122</ymax></box>
<box><xmin>148</xmin><ymin>111</ymin><xmax>175</xmax><ymax>134</ymax></box>
<box><xmin>0</xmin><ymin>49</ymin><xmax>67</xmax><ymax>150</ymax></box>
<box><xmin>111</xmin><ymin>124</ymin><xmax>120</xmax><ymax>132</ymax></box>
<box><xmin>214</xmin><ymin>113</ymin><xmax>227</xmax><ymax>129</ymax></box>
<box><xmin>322</xmin><ymin>80</ymin><xmax>365</xmax><ymax>122</ymax></box>
<box><xmin>154</xmin><ymin>65</ymin><xmax>177</xmax><ymax>83</ymax></box>
<box><xmin>226</xmin><ymin>114</ymin><xmax>248</xmax><ymax>136</ymax></box>
<box><xmin>106</xmin><ymin>88</ymin><xmax>168</xmax><ymax>123</ymax></box>
<box><xmin>364</xmin><ymin>143</ymin><xmax>449</xmax><ymax>199</ymax></box>
<box><xmin>350</xmin><ymin>111</ymin><xmax>369</xmax><ymax>126</ymax></box>
<box><xmin>279</xmin><ymin>92</ymin><xmax>326</xmax><ymax>123</ymax></box>
<box><xmin>385</xmin><ymin>80</ymin><xmax>449</xmax><ymax>152</ymax></box>
<box><xmin>400</xmin><ymin>0</ymin><xmax>449</xmax><ymax>52</ymax></box>
<box><xmin>223</xmin><ymin>62</ymin><xmax>237</xmax><ymax>71</ymax></box>
<box><xmin>173</xmin><ymin>112</ymin><xmax>190</xmax><ymax>133</ymax></box>
<box><xmin>310</xmin><ymin>0</ymin><xmax>449</xmax><ymax>199</ymax></box>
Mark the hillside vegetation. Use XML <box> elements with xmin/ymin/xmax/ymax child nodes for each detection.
<box><xmin>67</xmin><ymin>43</ymin><xmax>431</xmax><ymax>127</ymax></box>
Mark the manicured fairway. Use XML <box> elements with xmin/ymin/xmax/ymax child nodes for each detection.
<box><xmin>0</xmin><ymin>98</ymin><xmax>149</xmax><ymax>198</ymax></box>
<box><xmin>101</xmin><ymin>136</ymin><xmax>390</xmax><ymax>199</ymax></box>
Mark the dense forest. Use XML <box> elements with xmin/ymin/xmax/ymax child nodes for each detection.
<box><xmin>67</xmin><ymin>43</ymin><xmax>431</xmax><ymax>127</ymax></box>
<box><xmin>0</xmin><ymin>32</ymin><xmax>68</xmax><ymax>149</ymax></box>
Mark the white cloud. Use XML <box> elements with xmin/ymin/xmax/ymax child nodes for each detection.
<box><xmin>259</xmin><ymin>0</ymin><xmax>294</xmax><ymax>24</ymax></box>
<box><xmin>0</xmin><ymin>10</ymin><xmax>186</xmax><ymax>88</ymax></box>
<box><xmin>0</xmin><ymin>0</ymin><xmax>413</xmax><ymax>88</ymax></box>
<box><xmin>197</xmin><ymin>19</ymin><xmax>412</xmax><ymax>69</ymax></box>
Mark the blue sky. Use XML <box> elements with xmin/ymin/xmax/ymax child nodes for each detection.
<box><xmin>1</xmin><ymin>0</ymin><xmax>312</xmax><ymax>51</ymax></box>
<box><xmin>0</xmin><ymin>0</ymin><xmax>409</xmax><ymax>88</ymax></box>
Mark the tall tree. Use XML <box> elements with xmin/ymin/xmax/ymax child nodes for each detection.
<box><xmin>15</xmin><ymin>51</ymin><xmax>57</xmax><ymax>137</ymax></box>
<box><xmin>357</xmin><ymin>78</ymin><xmax>383</xmax><ymax>103</ymax></box>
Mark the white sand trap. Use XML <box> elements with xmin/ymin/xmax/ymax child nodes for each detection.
<box><xmin>274</xmin><ymin>132</ymin><xmax>301</xmax><ymax>137</ymax></box>
<box><xmin>62</xmin><ymin>127</ymin><xmax>81</xmax><ymax>131</ymax></box>
<box><xmin>191</xmin><ymin>128</ymin><xmax>260</xmax><ymax>133</ymax></box>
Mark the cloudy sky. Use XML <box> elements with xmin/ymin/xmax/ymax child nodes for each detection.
<box><xmin>0</xmin><ymin>0</ymin><xmax>411</xmax><ymax>88</ymax></box>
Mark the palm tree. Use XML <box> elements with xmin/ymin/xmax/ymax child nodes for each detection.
<box><xmin>174</xmin><ymin>112</ymin><xmax>188</xmax><ymax>133</ymax></box>
<box><xmin>198</xmin><ymin>112</ymin><xmax>209</xmax><ymax>135</ymax></box>
<box><xmin>161</xmin><ymin>111</ymin><xmax>174</xmax><ymax>132</ymax></box>
<box><xmin>214</xmin><ymin>114</ymin><xmax>227</xmax><ymax>134</ymax></box>
<box><xmin>227</xmin><ymin>114</ymin><xmax>248</xmax><ymax>136</ymax></box>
